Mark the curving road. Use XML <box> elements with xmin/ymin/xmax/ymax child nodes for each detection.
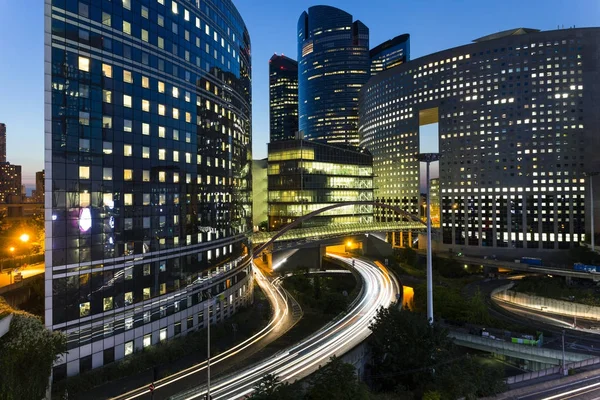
<box><xmin>171</xmin><ymin>254</ymin><xmax>400</xmax><ymax>400</ymax></box>
<box><xmin>111</xmin><ymin>264</ymin><xmax>300</xmax><ymax>400</ymax></box>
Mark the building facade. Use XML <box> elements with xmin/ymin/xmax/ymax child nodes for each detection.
<box><xmin>360</xmin><ymin>28</ymin><xmax>600</xmax><ymax>252</ymax></box>
<box><xmin>297</xmin><ymin>6</ymin><xmax>370</xmax><ymax>145</ymax></box>
<box><xmin>269</xmin><ymin>54</ymin><xmax>298</xmax><ymax>142</ymax></box>
<box><xmin>45</xmin><ymin>0</ymin><xmax>253</xmax><ymax>377</ymax></box>
<box><xmin>0</xmin><ymin>162</ymin><xmax>22</xmax><ymax>203</ymax></box>
<box><xmin>33</xmin><ymin>170</ymin><xmax>45</xmax><ymax>204</ymax></box>
<box><xmin>0</xmin><ymin>123</ymin><xmax>6</xmax><ymax>164</ymax></box>
<box><xmin>252</xmin><ymin>159</ymin><xmax>268</xmax><ymax>229</ymax></box>
<box><xmin>268</xmin><ymin>140</ymin><xmax>373</xmax><ymax>230</ymax></box>
<box><xmin>370</xmin><ymin>34</ymin><xmax>410</xmax><ymax>77</ymax></box>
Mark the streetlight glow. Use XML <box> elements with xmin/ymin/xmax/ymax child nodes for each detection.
<box><xmin>9</xmin><ymin>247</ymin><xmax>14</xmax><ymax>253</ymax></box>
<box><xmin>346</xmin><ymin>241</ymin><xmax>353</xmax><ymax>247</ymax></box>
<box><xmin>19</xmin><ymin>233</ymin><xmax>30</xmax><ymax>243</ymax></box>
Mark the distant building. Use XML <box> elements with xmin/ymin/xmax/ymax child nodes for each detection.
<box><xmin>268</xmin><ymin>139</ymin><xmax>373</xmax><ymax>230</ymax></box>
<box><xmin>0</xmin><ymin>163</ymin><xmax>22</xmax><ymax>204</ymax></box>
<box><xmin>298</xmin><ymin>6</ymin><xmax>370</xmax><ymax>145</ymax></box>
<box><xmin>252</xmin><ymin>159</ymin><xmax>268</xmax><ymax>229</ymax></box>
<box><xmin>33</xmin><ymin>170</ymin><xmax>44</xmax><ymax>203</ymax></box>
<box><xmin>269</xmin><ymin>55</ymin><xmax>298</xmax><ymax>142</ymax></box>
<box><xmin>0</xmin><ymin>123</ymin><xmax>5</xmax><ymax>163</ymax></box>
<box><xmin>370</xmin><ymin>34</ymin><xmax>410</xmax><ymax>76</ymax></box>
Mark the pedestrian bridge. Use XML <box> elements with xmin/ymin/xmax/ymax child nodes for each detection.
<box><xmin>251</xmin><ymin>221</ymin><xmax>426</xmax><ymax>246</ymax></box>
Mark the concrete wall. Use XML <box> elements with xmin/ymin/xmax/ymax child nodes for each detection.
<box><xmin>493</xmin><ymin>289</ymin><xmax>600</xmax><ymax>321</ymax></box>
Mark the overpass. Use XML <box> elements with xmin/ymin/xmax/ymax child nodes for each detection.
<box><xmin>449</xmin><ymin>331</ymin><xmax>594</xmax><ymax>368</ymax></box>
<box><xmin>251</xmin><ymin>221</ymin><xmax>425</xmax><ymax>247</ymax></box>
<box><xmin>430</xmin><ymin>253</ymin><xmax>595</xmax><ymax>281</ymax></box>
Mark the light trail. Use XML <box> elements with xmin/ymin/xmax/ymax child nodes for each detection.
<box><xmin>173</xmin><ymin>255</ymin><xmax>400</xmax><ymax>400</ymax></box>
<box><xmin>112</xmin><ymin>264</ymin><xmax>293</xmax><ymax>400</ymax></box>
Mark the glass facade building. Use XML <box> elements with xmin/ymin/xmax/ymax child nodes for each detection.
<box><xmin>45</xmin><ymin>0</ymin><xmax>253</xmax><ymax>377</ymax></box>
<box><xmin>360</xmin><ymin>28</ymin><xmax>600</xmax><ymax>252</ymax></box>
<box><xmin>268</xmin><ymin>140</ymin><xmax>373</xmax><ymax>230</ymax></box>
<box><xmin>269</xmin><ymin>54</ymin><xmax>298</xmax><ymax>142</ymax></box>
<box><xmin>370</xmin><ymin>33</ymin><xmax>410</xmax><ymax>77</ymax></box>
<box><xmin>297</xmin><ymin>6</ymin><xmax>370</xmax><ymax>145</ymax></box>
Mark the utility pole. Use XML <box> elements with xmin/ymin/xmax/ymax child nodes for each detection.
<box><xmin>207</xmin><ymin>297</ymin><xmax>211</xmax><ymax>400</ymax></box>
<box><xmin>416</xmin><ymin>153</ymin><xmax>441</xmax><ymax>325</ymax></box>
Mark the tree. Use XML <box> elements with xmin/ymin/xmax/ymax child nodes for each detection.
<box><xmin>0</xmin><ymin>297</ymin><xmax>66</xmax><ymax>399</ymax></box>
<box><xmin>368</xmin><ymin>306</ymin><xmax>454</xmax><ymax>393</ymax></box>
<box><xmin>305</xmin><ymin>356</ymin><xmax>370</xmax><ymax>400</ymax></box>
<box><xmin>433</xmin><ymin>256</ymin><xmax>466</xmax><ymax>278</ymax></box>
<box><xmin>396</xmin><ymin>246</ymin><xmax>417</xmax><ymax>267</ymax></box>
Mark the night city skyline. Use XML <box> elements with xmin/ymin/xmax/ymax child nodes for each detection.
<box><xmin>0</xmin><ymin>0</ymin><xmax>599</xmax><ymax>187</ymax></box>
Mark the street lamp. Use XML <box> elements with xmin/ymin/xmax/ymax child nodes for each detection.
<box><xmin>19</xmin><ymin>233</ymin><xmax>30</xmax><ymax>243</ymax></box>
<box><xmin>416</xmin><ymin>152</ymin><xmax>442</xmax><ymax>325</ymax></box>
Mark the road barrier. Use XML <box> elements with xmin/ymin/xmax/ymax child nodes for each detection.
<box><xmin>506</xmin><ymin>357</ymin><xmax>600</xmax><ymax>384</ymax></box>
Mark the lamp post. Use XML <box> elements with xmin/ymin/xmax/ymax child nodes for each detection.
<box><xmin>416</xmin><ymin>153</ymin><xmax>441</xmax><ymax>325</ymax></box>
<box><xmin>586</xmin><ymin>172</ymin><xmax>599</xmax><ymax>252</ymax></box>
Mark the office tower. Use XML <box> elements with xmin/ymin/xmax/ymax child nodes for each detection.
<box><xmin>297</xmin><ymin>6</ymin><xmax>370</xmax><ymax>145</ymax></box>
<box><xmin>360</xmin><ymin>28</ymin><xmax>600</xmax><ymax>252</ymax></box>
<box><xmin>0</xmin><ymin>123</ymin><xmax>5</xmax><ymax>163</ymax></box>
<box><xmin>370</xmin><ymin>33</ymin><xmax>410</xmax><ymax>76</ymax></box>
<box><xmin>268</xmin><ymin>140</ymin><xmax>373</xmax><ymax>230</ymax></box>
<box><xmin>45</xmin><ymin>0</ymin><xmax>252</xmax><ymax>378</ymax></box>
<box><xmin>269</xmin><ymin>55</ymin><xmax>298</xmax><ymax>142</ymax></box>
<box><xmin>0</xmin><ymin>162</ymin><xmax>21</xmax><ymax>203</ymax></box>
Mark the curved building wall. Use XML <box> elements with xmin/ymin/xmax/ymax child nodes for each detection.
<box><xmin>45</xmin><ymin>0</ymin><xmax>253</xmax><ymax>377</ymax></box>
<box><xmin>360</xmin><ymin>28</ymin><xmax>600</xmax><ymax>251</ymax></box>
<box><xmin>298</xmin><ymin>6</ymin><xmax>370</xmax><ymax>145</ymax></box>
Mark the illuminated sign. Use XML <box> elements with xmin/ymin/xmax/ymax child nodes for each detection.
<box><xmin>79</xmin><ymin>207</ymin><xmax>92</xmax><ymax>232</ymax></box>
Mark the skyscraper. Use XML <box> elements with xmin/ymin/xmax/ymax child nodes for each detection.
<box><xmin>0</xmin><ymin>162</ymin><xmax>21</xmax><ymax>203</ymax></box>
<box><xmin>297</xmin><ymin>6</ymin><xmax>370</xmax><ymax>145</ymax></box>
<box><xmin>0</xmin><ymin>123</ymin><xmax>6</xmax><ymax>163</ymax></box>
<box><xmin>45</xmin><ymin>0</ymin><xmax>253</xmax><ymax>378</ymax></box>
<box><xmin>360</xmin><ymin>27</ymin><xmax>600</xmax><ymax>252</ymax></box>
<box><xmin>269</xmin><ymin>54</ymin><xmax>298</xmax><ymax>142</ymax></box>
<box><xmin>370</xmin><ymin>34</ymin><xmax>410</xmax><ymax>76</ymax></box>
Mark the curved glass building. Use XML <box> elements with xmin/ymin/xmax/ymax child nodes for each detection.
<box><xmin>297</xmin><ymin>6</ymin><xmax>370</xmax><ymax>145</ymax></box>
<box><xmin>45</xmin><ymin>0</ymin><xmax>252</xmax><ymax>377</ymax></box>
<box><xmin>360</xmin><ymin>28</ymin><xmax>600</xmax><ymax>253</ymax></box>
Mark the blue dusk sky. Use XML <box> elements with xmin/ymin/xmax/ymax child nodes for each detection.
<box><xmin>0</xmin><ymin>0</ymin><xmax>598</xmax><ymax>187</ymax></box>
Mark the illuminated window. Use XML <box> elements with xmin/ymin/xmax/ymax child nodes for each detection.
<box><xmin>79</xmin><ymin>302</ymin><xmax>90</xmax><ymax>317</ymax></box>
<box><xmin>142</xmin><ymin>123</ymin><xmax>150</xmax><ymax>136</ymax></box>
<box><xmin>158</xmin><ymin>37</ymin><xmax>164</xmax><ymax>49</ymax></box>
<box><xmin>124</xmin><ymin>292</ymin><xmax>133</xmax><ymax>306</ymax></box>
<box><xmin>79</xmin><ymin>166</ymin><xmax>90</xmax><ymax>180</ymax></box>
<box><xmin>103</xmin><ymin>168</ymin><xmax>113</xmax><ymax>181</ymax></box>
<box><xmin>143</xmin><ymin>334</ymin><xmax>151</xmax><ymax>348</ymax></box>
<box><xmin>142</xmin><ymin>76</ymin><xmax>149</xmax><ymax>88</ymax></box>
<box><xmin>158</xmin><ymin>104</ymin><xmax>165</xmax><ymax>115</ymax></box>
<box><xmin>124</xmin><ymin>341</ymin><xmax>134</xmax><ymax>356</ymax></box>
<box><xmin>172</xmin><ymin>87</ymin><xmax>179</xmax><ymax>98</ymax></box>
<box><xmin>122</xmin><ymin>0</ymin><xmax>131</xmax><ymax>9</ymax></box>
<box><xmin>123</xmin><ymin>20</ymin><xmax>131</xmax><ymax>34</ymax></box>
<box><xmin>160</xmin><ymin>328</ymin><xmax>167</xmax><ymax>342</ymax></box>
<box><xmin>124</xmin><ymin>120</ymin><xmax>132</xmax><ymax>132</ymax></box>
<box><xmin>124</xmin><ymin>169</ymin><xmax>133</xmax><ymax>181</ymax></box>
<box><xmin>173</xmin><ymin>108</ymin><xmax>179</xmax><ymax>119</ymax></box>
<box><xmin>102</xmin><ymin>12</ymin><xmax>111</xmax><ymax>26</ymax></box>
<box><xmin>124</xmin><ymin>144</ymin><xmax>133</xmax><ymax>157</ymax></box>
<box><xmin>103</xmin><ymin>297</ymin><xmax>113</xmax><ymax>311</ymax></box>
<box><xmin>159</xmin><ymin>126</ymin><xmax>166</xmax><ymax>138</ymax></box>
<box><xmin>124</xmin><ymin>193</ymin><xmax>133</xmax><ymax>205</ymax></box>
<box><xmin>159</xmin><ymin>171</ymin><xmax>166</xmax><ymax>182</ymax></box>
<box><xmin>159</xmin><ymin>149</ymin><xmax>166</xmax><ymax>160</ymax></box>
<box><xmin>123</xmin><ymin>95</ymin><xmax>132</xmax><ymax>108</ymax></box>
<box><xmin>143</xmin><ymin>170</ymin><xmax>150</xmax><ymax>181</ymax></box>
<box><xmin>123</xmin><ymin>70</ymin><xmax>133</xmax><ymax>83</ymax></box>
<box><xmin>78</xmin><ymin>56</ymin><xmax>90</xmax><ymax>72</ymax></box>
<box><xmin>141</xmin><ymin>5</ymin><xmax>149</xmax><ymax>18</ymax></box>
<box><xmin>141</xmin><ymin>29</ymin><xmax>148</xmax><ymax>42</ymax></box>
<box><xmin>158</xmin><ymin>14</ymin><xmax>164</xmax><ymax>26</ymax></box>
<box><xmin>102</xmin><ymin>64</ymin><xmax>112</xmax><ymax>77</ymax></box>
<box><xmin>142</xmin><ymin>147</ymin><xmax>150</xmax><ymax>158</ymax></box>
<box><xmin>160</xmin><ymin>283</ymin><xmax>166</xmax><ymax>295</ymax></box>
<box><xmin>103</xmin><ymin>90</ymin><xmax>112</xmax><ymax>103</ymax></box>
<box><xmin>171</xmin><ymin>1</ymin><xmax>178</xmax><ymax>13</ymax></box>
<box><xmin>142</xmin><ymin>99</ymin><xmax>150</xmax><ymax>112</ymax></box>
<box><xmin>103</xmin><ymin>142</ymin><xmax>112</xmax><ymax>154</ymax></box>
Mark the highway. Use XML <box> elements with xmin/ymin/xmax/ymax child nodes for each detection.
<box><xmin>170</xmin><ymin>255</ymin><xmax>400</xmax><ymax>400</ymax></box>
<box><xmin>110</xmin><ymin>264</ymin><xmax>299</xmax><ymax>400</ymax></box>
<box><xmin>517</xmin><ymin>376</ymin><xmax>600</xmax><ymax>399</ymax></box>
